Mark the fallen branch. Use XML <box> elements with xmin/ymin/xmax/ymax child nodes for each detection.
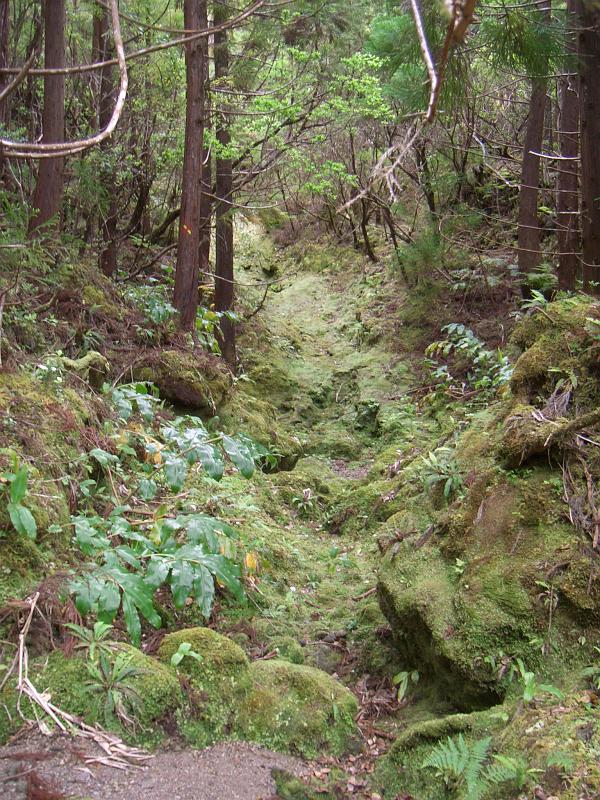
<box><xmin>4</xmin><ymin>594</ymin><xmax>153</xmax><ymax>771</ymax></box>
<box><xmin>352</xmin><ymin>587</ymin><xmax>377</xmax><ymax>602</ymax></box>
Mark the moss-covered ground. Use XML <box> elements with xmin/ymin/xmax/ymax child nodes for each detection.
<box><xmin>2</xmin><ymin>228</ymin><xmax>600</xmax><ymax>799</ymax></box>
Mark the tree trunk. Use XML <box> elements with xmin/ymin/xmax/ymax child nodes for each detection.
<box><xmin>197</xmin><ymin>1</ymin><xmax>211</xmax><ymax>304</ymax></box>
<box><xmin>557</xmin><ymin>4</ymin><xmax>580</xmax><ymax>291</ymax></box>
<box><xmin>28</xmin><ymin>0</ymin><xmax>66</xmax><ymax>235</ymax></box>
<box><xmin>174</xmin><ymin>0</ymin><xmax>207</xmax><ymax>329</ymax></box>
<box><xmin>95</xmin><ymin>6</ymin><xmax>118</xmax><ymax>276</ymax></box>
<box><xmin>199</xmin><ymin>145</ymin><xmax>212</xmax><ymax>296</ymax></box>
<box><xmin>359</xmin><ymin>199</ymin><xmax>377</xmax><ymax>262</ymax></box>
<box><xmin>0</xmin><ymin>0</ymin><xmax>9</xmax><ymax>182</ymax></box>
<box><xmin>577</xmin><ymin>0</ymin><xmax>600</xmax><ymax>291</ymax></box>
<box><xmin>213</xmin><ymin>0</ymin><xmax>236</xmax><ymax>369</ymax></box>
<box><xmin>517</xmin><ymin>79</ymin><xmax>547</xmax><ymax>296</ymax></box>
<box><xmin>415</xmin><ymin>143</ymin><xmax>436</xmax><ymax>216</ymax></box>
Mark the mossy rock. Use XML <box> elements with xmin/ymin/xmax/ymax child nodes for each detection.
<box><xmin>272</xmin><ymin>636</ymin><xmax>305</xmax><ymax>664</ymax></box>
<box><xmin>378</xmin><ymin>543</ymin><xmax>501</xmax><ymax>709</ymax></box>
<box><xmin>373</xmin><ymin>709</ymin><xmax>505</xmax><ymax>800</ymax></box>
<box><xmin>157</xmin><ymin>628</ymin><xmax>359</xmax><ymax>757</ymax></box>
<box><xmin>237</xmin><ymin>659</ymin><xmax>361</xmax><ymax>758</ymax></box>
<box><xmin>133</xmin><ymin>349</ymin><xmax>232</xmax><ymax>414</ymax></box>
<box><xmin>509</xmin><ymin>297</ymin><xmax>600</xmax><ymax>407</ymax></box>
<box><xmin>158</xmin><ymin>627</ymin><xmax>252</xmax><ymax>747</ymax></box>
<box><xmin>376</xmin><ymin>466</ymin><xmax>591</xmax><ymax>707</ymax></box>
<box><xmin>305</xmin><ymin>427</ymin><xmax>363</xmax><ymax>460</ymax></box>
<box><xmin>268</xmin><ymin>456</ymin><xmax>343</xmax><ymax>511</ymax></box>
<box><xmin>219</xmin><ymin>389</ymin><xmax>303</xmax><ymax>471</ymax></box>
<box><xmin>327</xmin><ymin>476</ymin><xmax>405</xmax><ymax>536</ymax></box>
<box><xmin>488</xmin><ymin>691</ymin><xmax>600</xmax><ymax>800</ymax></box>
<box><xmin>0</xmin><ymin>646</ymin><xmax>182</xmax><ymax>747</ymax></box>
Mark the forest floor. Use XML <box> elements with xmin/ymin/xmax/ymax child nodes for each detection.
<box><xmin>0</xmin><ymin>731</ymin><xmax>307</xmax><ymax>800</ymax></box>
<box><xmin>0</xmin><ymin>245</ymin><xmax>412</xmax><ymax>799</ymax></box>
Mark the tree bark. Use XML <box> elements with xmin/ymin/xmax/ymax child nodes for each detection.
<box><xmin>197</xmin><ymin>3</ymin><xmax>210</xmax><ymax>301</ymax></box>
<box><xmin>557</xmin><ymin>7</ymin><xmax>579</xmax><ymax>291</ymax></box>
<box><xmin>517</xmin><ymin>79</ymin><xmax>547</xmax><ymax>296</ymax></box>
<box><xmin>95</xmin><ymin>6</ymin><xmax>118</xmax><ymax>276</ymax></box>
<box><xmin>0</xmin><ymin>0</ymin><xmax>9</xmax><ymax>181</ymax></box>
<box><xmin>213</xmin><ymin>0</ymin><xmax>236</xmax><ymax>369</ymax></box>
<box><xmin>174</xmin><ymin>0</ymin><xmax>207</xmax><ymax>329</ymax></box>
<box><xmin>28</xmin><ymin>0</ymin><xmax>66</xmax><ymax>235</ymax></box>
<box><xmin>199</xmin><ymin>144</ymin><xmax>212</xmax><ymax>295</ymax></box>
<box><xmin>415</xmin><ymin>143</ymin><xmax>436</xmax><ymax>216</ymax></box>
<box><xmin>577</xmin><ymin>0</ymin><xmax>600</xmax><ymax>291</ymax></box>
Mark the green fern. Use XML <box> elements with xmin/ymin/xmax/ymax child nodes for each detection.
<box><xmin>422</xmin><ymin>734</ymin><xmax>491</xmax><ymax>799</ymax></box>
<box><xmin>423</xmin><ymin>736</ymin><xmax>541</xmax><ymax>798</ymax></box>
<box><xmin>486</xmin><ymin>755</ymin><xmax>543</xmax><ymax>790</ymax></box>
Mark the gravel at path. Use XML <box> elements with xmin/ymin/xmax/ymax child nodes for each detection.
<box><xmin>0</xmin><ymin>731</ymin><xmax>307</xmax><ymax>799</ymax></box>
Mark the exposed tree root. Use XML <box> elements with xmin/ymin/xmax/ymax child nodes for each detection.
<box><xmin>502</xmin><ymin>407</ymin><xmax>600</xmax><ymax>467</ymax></box>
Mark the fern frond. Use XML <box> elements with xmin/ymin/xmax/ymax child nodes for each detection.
<box><xmin>423</xmin><ymin>734</ymin><xmax>491</xmax><ymax>799</ymax></box>
<box><xmin>485</xmin><ymin>754</ymin><xmax>518</xmax><ymax>785</ymax></box>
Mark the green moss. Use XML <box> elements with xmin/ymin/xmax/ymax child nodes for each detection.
<box><xmin>156</xmin><ymin>628</ymin><xmax>360</xmax><ymax>757</ymax></box>
<box><xmin>237</xmin><ymin>659</ymin><xmax>360</xmax><ymax>758</ymax></box>
<box><xmin>490</xmin><ymin>692</ymin><xmax>600</xmax><ymax>800</ymax></box>
<box><xmin>273</xmin><ymin>636</ymin><xmax>305</xmax><ymax>664</ymax></box>
<box><xmin>133</xmin><ymin>349</ymin><xmax>231</xmax><ymax>413</ymax></box>
<box><xmin>273</xmin><ymin>770</ymin><xmax>339</xmax><ymax>800</ymax></box>
<box><xmin>219</xmin><ymin>388</ymin><xmax>303</xmax><ymax>470</ymax></box>
<box><xmin>0</xmin><ymin>371</ymin><xmax>99</xmax><ymax>605</ymax></box>
<box><xmin>378</xmin><ymin>543</ymin><xmax>501</xmax><ymax>709</ymax></box>
<box><xmin>509</xmin><ymin>297</ymin><xmax>600</xmax><ymax>407</ymax></box>
<box><xmin>0</xmin><ymin>647</ymin><xmax>182</xmax><ymax>747</ymax></box>
<box><xmin>0</xmin><ymin>530</ymin><xmax>45</xmax><ymax>605</ymax></box>
<box><xmin>158</xmin><ymin>627</ymin><xmax>251</xmax><ymax>747</ymax></box>
<box><xmin>305</xmin><ymin>427</ymin><xmax>363</xmax><ymax>460</ymax></box>
<box><xmin>373</xmin><ymin>709</ymin><xmax>505</xmax><ymax>800</ymax></box>
<box><xmin>74</xmin><ymin>267</ymin><xmax>127</xmax><ymax>322</ymax></box>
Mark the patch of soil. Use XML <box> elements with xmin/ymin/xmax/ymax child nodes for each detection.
<box><xmin>330</xmin><ymin>460</ymin><xmax>372</xmax><ymax>480</ymax></box>
<box><xmin>0</xmin><ymin>731</ymin><xmax>307</xmax><ymax>800</ymax></box>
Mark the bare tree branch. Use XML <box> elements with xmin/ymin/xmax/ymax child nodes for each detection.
<box><xmin>0</xmin><ymin>0</ymin><xmax>128</xmax><ymax>159</ymax></box>
<box><xmin>0</xmin><ymin>0</ymin><xmax>265</xmax><ymax>78</ymax></box>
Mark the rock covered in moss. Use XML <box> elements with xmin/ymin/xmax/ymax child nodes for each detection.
<box><xmin>133</xmin><ymin>349</ymin><xmax>231</xmax><ymax>414</ymax></box>
<box><xmin>376</xmin><ymin>693</ymin><xmax>600</xmax><ymax>800</ymax></box>
<box><xmin>373</xmin><ymin>709</ymin><xmax>505</xmax><ymax>800</ymax></box>
<box><xmin>158</xmin><ymin>627</ymin><xmax>252</xmax><ymax>747</ymax></box>
<box><xmin>158</xmin><ymin>628</ymin><xmax>360</xmax><ymax>757</ymax></box>
<box><xmin>219</xmin><ymin>389</ymin><xmax>303</xmax><ymax>471</ymax></box>
<box><xmin>237</xmin><ymin>659</ymin><xmax>360</xmax><ymax>758</ymax></box>
<box><xmin>272</xmin><ymin>636</ymin><xmax>305</xmax><ymax>664</ymax></box>
<box><xmin>510</xmin><ymin>296</ymin><xmax>600</xmax><ymax>406</ymax></box>
<box><xmin>376</xmin><ymin>422</ymin><xmax>599</xmax><ymax>706</ymax></box>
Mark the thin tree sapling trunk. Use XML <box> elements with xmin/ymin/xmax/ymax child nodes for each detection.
<box><xmin>96</xmin><ymin>5</ymin><xmax>118</xmax><ymax>276</ymax></box>
<box><xmin>557</xmin><ymin>10</ymin><xmax>579</xmax><ymax>292</ymax></box>
<box><xmin>517</xmin><ymin>79</ymin><xmax>547</xmax><ymax>297</ymax></box>
<box><xmin>28</xmin><ymin>0</ymin><xmax>66</xmax><ymax>235</ymax></box>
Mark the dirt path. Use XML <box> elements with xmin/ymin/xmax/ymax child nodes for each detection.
<box><xmin>0</xmin><ymin>732</ymin><xmax>307</xmax><ymax>800</ymax></box>
<box><xmin>0</xmin><ymin>250</ymin><xmax>406</xmax><ymax>800</ymax></box>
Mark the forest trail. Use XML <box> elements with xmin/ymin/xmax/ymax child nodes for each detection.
<box><xmin>0</xmin><ymin>732</ymin><xmax>307</xmax><ymax>799</ymax></box>
<box><xmin>0</xmin><ymin>249</ymin><xmax>407</xmax><ymax>799</ymax></box>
